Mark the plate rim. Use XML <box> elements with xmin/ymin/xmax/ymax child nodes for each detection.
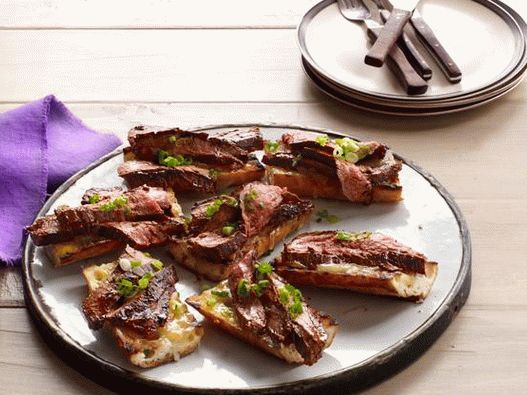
<box><xmin>298</xmin><ymin>0</ymin><xmax>527</xmax><ymax>102</ymax></box>
<box><xmin>22</xmin><ymin>124</ymin><xmax>472</xmax><ymax>394</ymax></box>
<box><xmin>302</xmin><ymin>55</ymin><xmax>527</xmax><ymax>116</ymax></box>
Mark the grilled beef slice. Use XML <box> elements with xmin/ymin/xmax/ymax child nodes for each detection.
<box><xmin>187</xmin><ymin>195</ymin><xmax>240</xmax><ymax>235</ymax></box>
<box><xmin>225</xmin><ymin>250</ymin><xmax>328</xmax><ymax>365</ymax></box>
<box><xmin>126</xmin><ymin>126</ymin><xmax>262</xmax><ymax>166</ymax></box>
<box><xmin>118</xmin><ymin>160</ymin><xmax>215</xmax><ymax>193</ymax></box>
<box><xmin>106</xmin><ymin>265</ymin><xmax>178</xmax><ymax>340</ymax></box>
<box><xmin>227</xmin><ymin>250</ymin><xmax>267</xmax><ymax>333</ymax></box>
<box><xmin>188</xmin><ymin>231</ymin><xmax>247</xmax><ymax>262</ymax></box>
<box><xmin>280</xmin><ymin>231</ymin><xmax>428</xmax><ymax>274</ymax></box>
<box><xmin>239</xmin><ymin>182</ymin><xmax>285</xmax><ymax>237</ymax></box>
<box><xmin>55</xmin><ymin>186</ymin><xmax>165</xmax><ymax>232</ymax></box>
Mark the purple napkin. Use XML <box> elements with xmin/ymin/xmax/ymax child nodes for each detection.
<box><xmin>0</xmin><ymin>95</ymin><xmax>121</xmax><ymax>265</ymax></box>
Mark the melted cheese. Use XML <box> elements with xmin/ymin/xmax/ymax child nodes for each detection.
<box><xmin>115</xmin><ymin>291</ymin><xmax>203</xmax><ymax>368</ymax></box>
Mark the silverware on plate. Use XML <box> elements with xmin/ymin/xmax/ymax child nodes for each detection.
<box><xmin>374</xmin><ymin>0</ymin><xmax>462</xmax><ymax>82</ymax></box>
<box><xmin>337</xmin><ymin>0</ymin><xmax>428</xmax><ymax>95</ymax></box>
<box><xmin>364</xmin><ymin>0</ymin><xmax>420</xmax><ymax>66</ymax></box>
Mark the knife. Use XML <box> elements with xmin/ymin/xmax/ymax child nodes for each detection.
<box><xmin>374</xmin><ymin>0</ymin><xmax>461</xmax><ymax>82</ymax></box>
<box><xmin>378</xmin><ymin>9</ymin><xmax>432</xmax><ymax>80</ymax></box>
<box><xmin>364</xmin><ymin>0</ymin><xmax>419</xmax><ymax>67</ymax></box>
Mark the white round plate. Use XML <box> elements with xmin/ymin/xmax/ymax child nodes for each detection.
<box><xmin>23</xmin><ymin>125</ymin><xmax>471</xmax><ymax>394</ymax></box>
<box><xmin>302</xmin><ymin>56</ymin><xmax>526</xmax><ymax>115</ymax></box>
<box><xmin>298</xmin><ymin>0</ymin><xmax>527</xmax><ymax>102</ymax></box>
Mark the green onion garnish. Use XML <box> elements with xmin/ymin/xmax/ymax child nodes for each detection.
<box><xmin>252</xmin><ymin>280</ymin><xmax>270</xmax><ymax>297</ymax></box>
<box><xmin>168</xmin><ymin>135</ymin><xmax>177</xmax><ymax>144</ymax></box>
<box><xmin>151</xmin><ymin>260</ymin><xmax>163</xmax><ymax>271</ymax></box>
<box><xmin>315</xmin><ymin>135</ymin><xmax>329</xmax><ymax>146</ymax></box>
<box><xmin>138</xmin><ymin>272</ymin><xmax>153</xmax><ymax>289</ymax></box>
<box><xmin>316</xmin><ymin>209</ymin><xmax>339</xmax><ymax>224</ymax></box>
<box><xmin>88</xmin><ymin>194</ymin><xmax>100</xmax><ymax>204</ymax></box>
<box><xmin>211</xmin><ymin>289</ymin><xmax>230</xmax><ymax>298</ymax></box>
<box><xmin>130</xmin><ymin>260</ymin><xmax>142</xmax><ymax>268</ymax></box>
<box><xmin>116</xmin><ymin>278</ymin><xmax>136</xmax><ymax>298</ymax></box>
<box><xmin>278</xmin><ymin>284</ymin><xmax>303</xmax><ymax>319</ymax></box>
<box><xmin>237</xmin><ymin>279</ymin><xmax>250</xmax><ymax>297</ymax></box>
<box><xmin>158</xmin><ymin>149</ymin><xmax>192</xmax><ymax>167</ymax></box>
<box><xmin>264</xmin><ymin>140</ymin><xmax>280</xmax><ymax>153</ymax></box>
<box><xmin>208</xmin><ymin>168</ymin><xmax>219</xmax><ymax>179</ymax></box>
<box><xmin>336</xmin><ymin>230</ymin><xmax>372</xmax><ymax>241</ymax></box>
<box><xmin>255</xmin><ymin>261</ymin><xmax>273</xmax><ymax>278</ymax></box>
<box><xmin>222</xmin><ymin>225</ymin><xmax>235</xmax><ymax>236</ymax></box>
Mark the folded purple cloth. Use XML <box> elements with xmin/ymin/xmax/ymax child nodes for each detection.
<box><xmin>0</xmin><ymin>95</ymin><xmax>121</xmax><ymax>265</ymax></box>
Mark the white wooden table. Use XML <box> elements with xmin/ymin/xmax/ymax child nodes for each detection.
<box><xmin>1</xmin><ymin>1</ymin><xmax>526</xmax><ymax>393</ymax></box>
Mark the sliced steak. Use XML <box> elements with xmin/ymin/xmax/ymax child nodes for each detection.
<box><xmin>106</xmin><ymin>265</ymin><xmax>178</xmax><ymax>340</ymax></box>
<box><xmin>227</xmin><ymin>250</ymin><xmax>267</xmax><ymax>333</ymax></box>
<box><xmin>55</xmin><ymin>186</ymin><xmax>165</xmax><ymax>232</ymax></box>
<box><xmin>187</xmin><ymin>196</ymin><xmax>240</xmax><ymax>235</ymax></box>
<box><xmin>81</xmin><ymin>187</ymin><xmax>125</xmax><ymax>205</ymax></box>
<box><xmin>96</xmin><ymin>219</ymin><xmax>185</xmax><ymax>250</ymax></box>
<box><xmin>239</xmin><ymin>182</ymin><xmax>284</xmax><ymax>237</ymax></box>
<box><xmin>188</xmin><ymin>231</ymin><xmax>246</xmax><ymax>262</ymax></box>
<box><xmin>82</xmin><ymin>186</ymin><xmax>175</xmax><ymax>213</ymax></box>
<box><xmin>280</xmin><ymin>231</ymin><xmax>428</xmax><ymax>274</ymax></box>
<box><xmin>208</xmin><ymin>127</ymin><xmax>264</xmax><ymax>153</ymax></box>
<box><xmin>26</xmin><ymin>215</ymin><xmax>78</xmax><ymax>246</ymax></box>
<box><xmin>118</xmin><ymin>160</ymin><xmax>215</xmax><ymax>193</ymax></box>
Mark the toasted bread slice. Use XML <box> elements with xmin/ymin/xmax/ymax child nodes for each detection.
<box><xmin>266</xmin><ymin>167</ymin><xmax>402</xmax><ymax>203</ymax></box>
<box><xmin>275</xmin><ymin>231</ymin><xmax>438</xmax><ymax>302</ymax></box>
<box><xmin>45</xmin><ymin>235</ymin><xmax>123</xmax><ymax>267</ymax></box>
<box><xmin>215</xmin><ymin>161</ymin><xmax>265</xmax><ymax>191</ymax></box>
<box><xmin>186</xmin><ymin>282</ymin><xmax>338</xmax><ymax>365</ymax></box>
<box><xmin>276</xmin><ymin>262</ymin><xmax>438</xmax><ymax>302</ymax></box>
<box><xmin>82</xmin><ymin>249</ymin><xmax>203</xmax><ymax>368</ymax></box>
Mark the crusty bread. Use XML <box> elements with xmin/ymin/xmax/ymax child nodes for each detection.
<box><xmin>82</xmin><ymin>262</ymin><xmax>204</xmax><ymax>368</ymax></box>
<box><xmin>275</xmin><ymin>261</ymin><xmax>438</xmax><ymax>303</ymax></box>
<box><xmin>215</xmin><ymin>161</ymin><xmax>265</xmax><ymax>191</ymax></box>
<box><xmin>45</xmin><ymin>236</ymin><xmax>122</xmax><ymax>267</ymax></box>
<box><xmin>266</xmin><ymin>167</ymin><xmax>402</xmax><ymax>203</ymax></box>
<box><xmin>169</xmin><ymin>209</ymin><xmax>312</xmax><ymax>281</ymax></box>
<box><xmin>186</xmin><ymin>283</ymin><xmax>338</xmax><ymax>364</ymax></box>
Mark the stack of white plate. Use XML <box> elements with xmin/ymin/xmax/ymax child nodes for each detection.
<box><xmin>298</xmin><ymin>0</ymin><xmax>527</xmax><ymax>115</ymax></box>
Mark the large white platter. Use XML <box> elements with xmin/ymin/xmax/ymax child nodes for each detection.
<box><xmin>23</xmin><ymin>125</ymin><xmax>471</xmax><ymax>394</ymax></box>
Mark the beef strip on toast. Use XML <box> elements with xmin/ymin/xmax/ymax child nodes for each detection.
<box><xmin>262</xmin><ymin>131</ymin><xmax>402</xmax><ymax>204</ymax></box>
<box><xmin>27</xmin><ymin>186</ymin><xmax>185</xmax><ymax>266</ymax></box>
<box><xmin>120</xmin><ymin>126</ymin><xmax>265</xmax><ymax>193</ymax></box>
<box><xmin>82</xmin><ymin>246</ymin><xmax>203</xmax><ymax>367</ymax></box>
<box><xmin>275</xmin><ymin>231</ymin><xmax>438</xmax><ymax>302</ymax></box>
<box><xmin>169</xmin><ymin>182</ymin><xmax>313</xmax><ymax>281</ymax></box>
<box><xmin>186</xmin><ymin>250</ymin><xmax>338</xmax><ymax>365</ymax></box>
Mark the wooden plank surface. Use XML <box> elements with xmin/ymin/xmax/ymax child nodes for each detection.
<box><xmin>1</xmin><ymin>307</ymin><xmax>526</xmax><ymax>394</ymax></box>
<box><xmin>0</xmin><ymin>0</ymin><xmax>317</xmax><ymax>29</ymax></box>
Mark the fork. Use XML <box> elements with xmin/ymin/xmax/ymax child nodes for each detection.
<box><xmin>337</xmin><ymin>0</ymin><xmax>428</xmax><ymax>95</ymax></box>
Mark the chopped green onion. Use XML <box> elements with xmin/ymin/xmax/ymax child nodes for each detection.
<box><xmin>222</xmin><ymin>225</ymin><xmax>235</xmax><ymax>236</ymax></box>
<box><xmin>158</xmin><ymin>150</ymin><xmax>192</xmax><ymax>167</ymax></box>
<box><xmin>333</xmin><ymin>146</ymin><xmax>343</xmax><ymax>158</ymax></box>
<box><xmin>143</xmin><ymin>252</ymin><xmax>152</xmax><ymax>257</ymax></box>
<box><xmin>130</xmin><ymin>260</ymin><xmax>142</xmax><ymax>268</ymax></box>
<box><xmin>116</xmin><ymin>278</ymin><xmax>136</xmax><ymax>298</ymax></box>
<box><xmin>333</xmin><ymin>137</ymin><xmax>373</xmax><ymax>164</ymax></box>
<box><xmin>205</xmin><ymin>198</ymin><xmax>224</xmax><ymax>218</ymax></box>
<box><xmin>151</xmin><ymin>260</ymin><xmax>163</xmax><ymax>271</ymax></box>
<box><xmin>255</xmin><ymin>261</ymin><xmax>273</xmax><ymax>278</ymax></box>
<box><xmin>252</xmin><ymin>280</ymin><xmax>270</xmax><ymax>297</ymax></box>
<box><xmin>315</xmin><ymin>135</ymin><xmax>329</xmax><ymax>146</ymax></box>
<box><xmin>88</xmin><ymin>194</ymin><xmax>100</xmax><ymax>204</ymax></box>
<box><xmin>211</xmin><ymin>289</ymin><xmax>230</xmax><ymax>298</ymax></box>
<box><xmin>138</xmin><ymin>272</ymin><xmax>153</xmax><ymax>289</ymax></box>
<box><xmin>168</xmin><ymin>135</ymin><xmax>177</xmax><ymax>144</ymax></box>
<box><xmin>336</xmin><ymin>230</ymin><xmax>372</xmax><ymax>241</ymax></box>
<box><xmin>278</xmin><ymin>284</ymin><xmax>303</xmax><ymax>319</ymax></box>
<box><xmin>316</xmin><ymin>209</ymin><xmax>339</xmax><ymax>224</ymax></box>
<box><xmin>264</xmin><ymin>140</ymin><xmax>280</xmax><ymax>153</ymax></box>
<box><xmin>237</xmin><ymin>279</ymin><xmax>250</xmax><ymax>297</ymax></box>
<box><xmin>99</xmin><ymin>195</ymin><xmax>129</xmax><ymax>213</ymax></box>
<box><xmin>219</xmin><ymin>306</ymin><xmax>234</xmax><ymax>319</ymax></box>
<box><xmin>205</xmin><ymin>296</ymin><xmax>217</xmax><ymax>307</ymax></box>
<box><xmin>344</xmin><ymin>151</ymin><xmax>359</xmax><ymax>163</ymax></box>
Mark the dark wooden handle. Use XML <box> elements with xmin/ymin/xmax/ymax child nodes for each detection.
<box><xmin>410</xmin><ymin>13</ymin><xmax>462</xmax><ymax>83</ymax></box>
<box><xmin>365</xmin><ymin>8</ymin><xmax>411</xmax><ymax>67</ymax></box>
<box><xmin>367</xmin><ymin>26</ymin><xmax>428</xmax><ymax>95</ymax></box>
<box><xmin>380</xmin><ymin>9</ymin><xmax>432</xmax><ymax>80</ymax></box>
